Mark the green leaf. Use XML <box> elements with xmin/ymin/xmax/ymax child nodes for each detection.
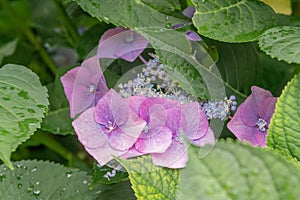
<box><xmin>140</xmin><ymin>0</ymin><xmax>181</xmax><ymax>15</ymax></box>
<box><xmin>0</xmin><ymin>160</ymin><xmax>100</xmax><ymax>199</ymax></box>
<box><xmin>258</xmin><ymin>26</ymin><xmax>300</xmax><ymax>64</ymax></box>
<box><xmin>0</xmin><ymin>65</ymin><xmax>48</xmax><ymax>169</ymax></box>
<box><xmin>116</xmin><ymin>156</ymin><xmax>180</xmax><ymax>200</ymax></box>
<box><xmin>192</xmin><ymin>0</ymin><xmax>277</xmax><ymax>42</ymax></box>
<box><xmin>96</xmin><ymin>181</ymin><xmax>135</xmax><ymax>200</ymax></box>
<box><xmin>41</xmin><ymin>108</ymin><xmax>74</xmax><ymax>135</ymax></box>
<box><xmin>267</xmin><ymin>73</ymin><xmax>300</xmax><ymax>161</ymax></box>
<box><xmin>91</xmin><ymin>162</ymin><xmax>128</xmax><ymax>187</ymax></box>
<box><xmin>205</xmin><ymin>40</ymin><xmax>262</xmax><ymax>101</ymax></box>
<box><xmin>177</xmin><ymin>140</ymin><xmax>300</xmax><ymax>200</ymax></box>
<box><xmin>74</xmin><ymin>0</ymin><xmax>187</xmax><ymax>28</ymax></box>
<box><xmin>0</xmin><ymin>38</ymin><xmax>18</xmax><ymax>65</ymax></box>
<box><xmin>40</xmin><ymin>67</ymin><xmax>74</xmax><ymax>135</ymax></box>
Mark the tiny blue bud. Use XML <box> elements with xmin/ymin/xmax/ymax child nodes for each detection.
<box><xmin>231</xmin><ymin>105</ymin><xmax>236</xmax><ymax>111</ymax></box>
<box><xmin>230</xmin><ymin>95</ymin><xmax>236</xmax><ymax>101</ymax></box>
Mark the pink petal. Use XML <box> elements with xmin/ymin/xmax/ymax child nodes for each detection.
<box><xmin>185</xmin><ymin>30</ymin><xmax>201</xmax><ymax>41</ymax></box>
<box><xmin>72</xmin><ymin>108</ymin><xmax>107</xmax><ymax>149</ymax></box>
<box><xmin>95</xmin><ymin>89</ymin><xmax>129</xmax><ymax>126</ymax></box>
<box><xmin>149</xmin><ymin>104</ymin><xmax>167</xmax><ymax>127</ymax></box>
<box><xmin>86</xmin><ymin>142</ymin><xmax>127</xmax><ymax>166</ymax></box>
<box><xmin>165</xmin><ymin>106</ymin><xmax>181</xmax><ymax>134</ymax></box>
<box><xmin>108</xmin><ymin>127</ymin><xmax>139</xmax><ymax>151</ymax></box>
<box><xmin>182</xmin><ymin>6</ymin><xmax>196</xmax><ymax>18</ymax></box>
<box><xmin>120</xmin><ymin>146</ymin><xmax>146</xmax><ymax>159</ymax></box>
<box><xmin>134</xmin><ymin>126</ymin><xmax>172</xmax><ymax>153</ymax></box>
<box><xmin>99</xmin><ymin>26</ymin><xmax>125</xmax><ymax>43</ymax></box>
<box><xmin>255</xmin><ymin>131</ymin><xmax>267</xmax><ymax>148</ymax></box>
<box><xmin>192</xmin><ymin>127</ymin><xmax>215</xmax><ymax>146</ymax></box>
<box><xmin>152</xmin><ymin>141</ymin><xmax>188</xmax><ymax>169</ymax></box>
<box><xmin>181</xmin><ymin>102</ymin><xmax>208</xmax><ymax>140</ymax></box>
<box><xmin>129</xmin><ymin>95</ymin><xmax>147</xmax><ymax>115</ymax></box>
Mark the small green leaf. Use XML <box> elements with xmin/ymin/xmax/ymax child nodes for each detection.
<box><xmin>0</xmin><ymin>65</ymin><xmax>48</xmax><ymax>169</ymax></box>
<box><xmin>0</xmin><ymin>160</ymin><xmax>100</xmax><ymax>199</ymax></box>
<box><xmin>192</xmin><ymin>0</ymin><xmax>276</xmax><ymax>42</ymax></box>
<box><xmin>74</xmin><ymin>0</ymin><xmax>187</xmax><ymax>28</ymax></box>
<box><xmin>267</xmin><ymin>73</ymin><xmax>300</xmax><ymax>161</ymax></box>
<box><xmin>41</xmin><ymin>108</ymin><xmax>74</xmax><ymax>135</ymax></box>
<box><xmin>116</xmin><ymin>156</ymin><xmax>180</xmax><ymax>200</ymax></box>
<box><xmin>177</xmin><ymin>140</ymin><xmax>300</xmax><ymax>200</ymax></box>
<box><xmin>91</xmin><ymin>161</ymin><xmax>128</xmax><ymax>187</ymax></box>
<box><xmin>259</xmin><ymin>26</ymin><xmax>300</xmax><ymax>64</ymax></box>
<box><xmin>0</xmin><ymin>38</ymin><xmax>18</xmax><ymax>65</ymax></box>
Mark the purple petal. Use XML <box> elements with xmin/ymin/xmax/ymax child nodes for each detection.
<box><xmin>114</xmin><ymin>32</ymin><xmax>149</xmax><ymax>62</ymax></box>
<box><xmin>227</xmin><ymin>106</ymin><xmax>265</xmax><ymax>147</ymax></box>
<box><xmin>171</xmin><ymin>24</ymin><xmax>184</xmax><ymax>29</ymax></box>
<box><xmin>255</xmin><ymin>131</ymin><xmax>267</xmax><ymax>148</ymax></box>
<box><xmin>258</xmin><ymin>97</ymin><xmax>277</xmax><ymax>123</ymax></box>
<box><xmin>95</xmin><ymin>89</ymin><xmax>129</xmax><ymax>126</ymax></box>
<box><xmin>134</xmin><ymin>126</ymin><xmax>172</xmax><ymax>153</ymax></box>
<box><xmin>181</xmin><ymin>102</ymin><xmax>208</xmax><ymax>140</ymax></box>
<box><xmin>149</xmin><ymin>104</ymin><xmax>167</xmax><ymax>127</ymax></box>
<box><xmin>60</xmin><ymin>67</ymin><xmax>79</xmax><ymax>102</ymax></box>
<box><xmin>108</xmin><ymin>127</ymin><xmax>140</xmax><ymax>151</ymax></box>
<box><xmin>192</xmin><ymin>127</ymin><xmax>215</xmax><ymax>146</ymax></box>
<box><xmin>97</xmin><ymin>27</ymin><xmax>148</xmax><ymax>62</ymax></box>
<box><xmin>129</xmin><ymin>95</ymin><xmax>147</xmax><ymax>115</ymax></box>
<box><xmin>186</xmin><ymin>30</ymin><xmax>201</xmax><ymax>41</ymax></box>
<box><xmin>86</xmin><ymin>142</ymin><xmax>127</xmax><ymax>166</ymax></box>
<box><xmin>241</xmin><ymin>86</ymin><xmax>273</xmax><ymax>126</ymax></box>
<box><xmin>165</xmin><ymin>106</ymin><xmax>181</xmax><ymax>134</ymax></box>
<box><xmin>72</xmin><ymin>108</ymin><xmax>107</xmax><ymax>149</ymax></box>
<box><xmin>151</xmin><ymin>141</ymin><xmax>188</xmax><ymax>168</ymax></box>
<box><xmin>182</xmin><ymin>6</ymin><xmax>196</xmax><ymax>18</ymax></box>
<box><xmin>120</xmin><ymin>146</ymin><xmax>146</xmax><ymax>159</ymax></box>
<box><xmin>139</xmin><ymin>98</ymin><xmax>178</xmax><ymax>122</ymax></box>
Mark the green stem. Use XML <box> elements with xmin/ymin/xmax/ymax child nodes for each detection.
<box><xmin>52</xmin><ymin>0</ymin><xmax>80</xmax><ymax>47</ymax></box>
<box><xmin>0</xmin><ymin>0</ymin><xmax>57</xmax><ymax>75</ymax></box>
<box><xmin>32</xmin><ymin>131</ymin><xmax>78</xmax><ymax>166</ymax></box>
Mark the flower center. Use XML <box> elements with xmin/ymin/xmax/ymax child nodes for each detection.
<box><xmin>88</xmin><ymin>84</ymin><xmax>96</xmax><ymax>94</ymax></box>
<box><xmin>256</xmin><ymin>118</ymin><xmax>267</xmax><ymax>132</ymax></box>
<box><xmin>175</xmin><ymin>133</ymin><xmax>184</xmax><ymax>143</ymax></box>
<box><xmin>143</xmin><ymin>124</ymin><xmax>150</xmax><ymax>133</ymax></box>
<box><xmin>106</xmin><ymin>121</ymin><xmax>116</xmax><ymax>133</ymax></box>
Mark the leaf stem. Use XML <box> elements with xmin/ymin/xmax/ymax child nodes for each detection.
<box><xmin>52</xmin><ymin>0</ymin><xmax>80</xmax><ymax>47</ymax></box>
<box><xmin>32</xmin><ymin>131</ymin><xmax>78</xmax><ymax>166</ymax></box>
<box><xmin>0</xmin><ymin>0</ymin><xmax>57</xmax><ymax>75</ymax></box>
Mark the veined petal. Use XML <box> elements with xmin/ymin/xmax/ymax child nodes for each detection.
<box><xmin>182</xmin><ymin>6</ymin><xmax>195</xmax><ymax>18</ymax></box>
<box><xmin>152</xmin><ymin>140</ymin><xmax>188</xmax><ymax>169</ymax></box>
<box><xmin>181</xmin><ymin>102</ymin><xmax>209</xmax><ymax>140</ymax></box>
<box><xmin>258</xmin><ymin>97</ymin><xmax>277</xmax><ymax>123</ymax></box>
<box><xmin>129</xmin><ymin>95</ymin><xmax>147</xmax><ymax>115</ymax></box>
<box><xmin>192</xmin><ymin>127</ymin><xmax>215</xmax><ymax>146</ymax></box>
<box><xmin>72</xmin><ymin>108</ymin><xmax>107</xmax><ymax>149</ymax></box>
<box><xmin>108</xmin><ymin>127</ymin><xmax>140</xmax><ymax>151</ymax></box>
<box><xmin>134</xmin><ymin>126</ymin><xmax>172</xmax><ymax>153</ymax></box>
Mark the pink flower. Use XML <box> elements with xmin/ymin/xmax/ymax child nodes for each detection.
<box><xmin>97</xmin><ymin>26</ymin><xmax>148</xmax><ymax>62</ymax></box>
<box><xmin>227</xmin><ymin>86</ymin><xmax>277</xmax><ymax>147</ymax></box>
<box><xmin>61</xmin><ymin>56</ymin><xmax>108</xmax><ymax>118</ymax></box>
<box><xmin>72</xmin><ymin>89</ymin><xmax>146</xmax><ymax>166</ymax></box>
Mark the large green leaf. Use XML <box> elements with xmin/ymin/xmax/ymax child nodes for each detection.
<box><xmin>74</xmin><ymin>0</ymin><xmax>187</xmax><ymax>28</ymax></box>
<box><xmin>0</xmin><ymin>65</ymin><xmax>48</xmax><ymax>169</ymax></box>
<box><xmin>258</xmin><ymin>26</ymin><xmax>300</xmax><ymax>64</ymax></box>
<box><xmin>116</xmin><ymin>156</ymin><xmax>180</xmax><ymax>200</ymax></box>
<box><xmin>192</xmin><ymin>0</ymin><xmax>277</xmax><ymax>42</ymax></box>
<box><xmin>205</xmin><ymin>40</ymin><xmax>262</xmax><ymax>101</ymax></box>
<box><xmin>177</xmin><ymin>140</ymin><xmax>300</xmax><ymax>200</ymax></box>
<box><xmin>267</xmin><ymin>73</ymin><xmax>300</xmax><ymax>161</ymax></box>
<box><xmin>0</xmin><ymin>160</ymin><xmax>100</xmax><ymax>199</ymax></box>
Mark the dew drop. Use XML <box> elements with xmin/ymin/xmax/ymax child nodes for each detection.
<box><xmin>33</xmin><ymin>190</ymin><xmax>41</xmax><ymax>198</ymax></box>
<box><xmin>17</xmin><ymin>174</ymin><xmax>22</xmax><ymax>180</ymax></box>
<box><xmin>36</xmin><ymin>181</ymin><xmax>40</xmax><ymax>185</ymax></box>
<box><xmin>66</xmin><ymin>171</ymin><xmax>72</xmax><ymax>178</ymax></box>
<box><xmin>103</xmin><ymin>17</ymin><xmax>110</xmax><ymax>21</ymax></box>
<box><xmin>0</xmin><ymin>173</ymin><xmax>6</xmax><ymax>182</ymax></box>
<box><xmin>16</xmin><ymin>163</ymin><xmax>22</xmax><ymax>168</ymax></box>
<box><xmin>27</xmin><ymin>184</ymin><xmax>34</xmax><ymax>193</ymax></box>
<box><xmin>17</xmin><ymin>183</ymin><xmax>22</xmax><ymax>189</ymax></box>
<box><xmin>75</xmin><ymin>189</ymin><xmax>79</xmax><ymax>193</ymax></box>
<box><xmin>31</xmin><ymin>167</ymin><xmax>37</xmax><ymax>172</ymax></box>
<box><xmin>83</xmin><ymin>180</ymin><xmax>88</xmax><ymax>185</ymax></box>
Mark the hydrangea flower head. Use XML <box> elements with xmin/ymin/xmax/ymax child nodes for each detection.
<box><xmin>227</xmin><ymin>86</ymin><xmax>277</xmax><ymax>147</ymax></box>
<box><xmin>61</xmin><ymin>56</ymin><xmax>108</xmax><ymax>118</ymax></box>
<box><xmin>97</xmin><ymin>26</ymin><xmax>148</xmax><ymax>62</ymax></box>
<box><xmin>72</xmin><ymin>89</ymin><xmax>146</xmax><ymax>166</ymax></box>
